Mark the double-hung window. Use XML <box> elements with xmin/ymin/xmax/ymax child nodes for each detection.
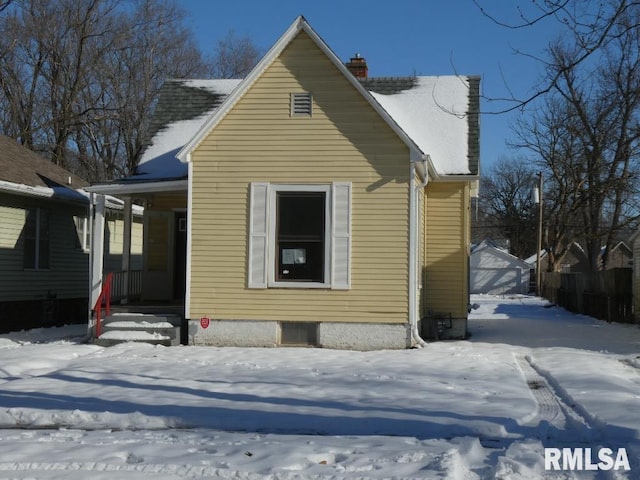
<box><xmin>275</xmin><ymin>188</ymin><xmax>328</xmax><ymax>283</ymax></box>
<box><xmin>24</xmin><ymin>207</ymin><xmax>50</xmax><ymax>269</ymax></box>
<box><xmin>248</xmin><ymin>182</ymin><xmax>351</xmax><ymax>289</ymax></box>
<box><xmin>74</xmin><ymin>215</ymin><xmax>91</xmax><ymax>251</ymax></box>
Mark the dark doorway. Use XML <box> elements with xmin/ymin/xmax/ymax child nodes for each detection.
<box><xmin>174</xmin><ymin>211</ymin><xmax>187</xmax><ymax>300</ymax></box>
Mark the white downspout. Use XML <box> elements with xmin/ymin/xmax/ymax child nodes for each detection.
<box><xmin>409</xmin><ymin>160</ymin><xmax>428</xmax><ymax>347</ymax></box>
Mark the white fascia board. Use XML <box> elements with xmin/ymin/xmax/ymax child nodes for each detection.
<box><xmin>0</xmin><ymin>181</ymin><xmax>58</xmax><ymax>199</ymax></box>
<box><xmin>176</xmin><ymin>15</ymin><xmax>425</xmax><ymax>164</ymax></box>
<box><xmin>84</xmin><ymin>179</ymin><xmax>187</xmax><ymax>195</ymax></box>
<box><xmin>0</xmin><ymin>180</ymin><xmax>89</xmax><ymax>204</ymax></box>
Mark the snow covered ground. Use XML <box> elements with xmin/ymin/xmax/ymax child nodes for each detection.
<box><xmin>0</xmin><ymin>295</ymin><xmax>638</xmax><ymax>479</ymax></box>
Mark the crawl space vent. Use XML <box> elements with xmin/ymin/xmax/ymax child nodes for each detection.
<box><xmin>280</xmin><ymin>322</ymin><xmax>318</xmax><ymax>346</ymax></box>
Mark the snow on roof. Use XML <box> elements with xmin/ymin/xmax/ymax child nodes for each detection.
<box><xmin>0</xmin><ymin>179</ymin><xmax>88</xmax><ymax>203</ymax></box>
<box><xmin>0</xmin><ymin>179</ymin><xmax>143</xmax><ymax>214</ymax></box>
<box><xmin>370</xmin><ymin>76</ymin><xmax>471</xmax><ymax>175</ymax></box>
<box><xmin>135</xmin><ymin>79</ymin><xmax>241</xmax><ymax>181</ymax></box>
<box><xmin>133</xmin><ymin>74</ymin><xmax>474</xmax><ymax>182</ymax></box>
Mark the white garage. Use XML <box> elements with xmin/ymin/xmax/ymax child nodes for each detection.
<box><xmin>470</xmin><ymin>239</ymin><xmax>531</xmax><ymax>295</ymax></box>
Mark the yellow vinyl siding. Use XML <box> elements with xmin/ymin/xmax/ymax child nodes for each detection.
<box><xmin>418</xmin><ymin>176</ymin><xmax>427</xmax><ymax>317</ymax></box>
<box><xmin>103</xmin><ymin>211</ymin><xmax>144</xmax><ymax>273</ymax></box>
<box><xmin>189</xmin><ymin>31</ymin><xmax>410</xmax><ymax>324</ymax></box>
<box><xmin>143</xmin><ymin>194</ymin><xmax>186</xmax><ymax>272</ymax></box>
<box><xmin>424</xmin><ymin>182</ymin><xmax>470</xmax><ymax>318</ymax></box>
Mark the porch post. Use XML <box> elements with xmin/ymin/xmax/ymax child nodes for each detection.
<box><xmin>89</xmin><ymin>193</ymin><xmax>106</xmax><ymax>325</ymax></box>
<box><xmin>121</xmin><ymin>197</ymin><xmax>133</xmax><ymax>304</ymax></box>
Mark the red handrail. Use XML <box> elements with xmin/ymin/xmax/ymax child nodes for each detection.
<box><xmin>94</xmin><ymin>272</ymin><xmax>113</xmax><ymax>338</ymax></box>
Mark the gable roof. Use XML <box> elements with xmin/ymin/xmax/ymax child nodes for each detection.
<box><xmin>471</xmin><ymin>240</ymin><xmax>530</xmax><ymax>267</ymax></box>
<box><xmin>177</xmin><ymin>16</ymin><xmax>423</xmax><ymax>165</ymax></box>
<box><xmin>90</xmin><ymin>16</ymin><xmax>479</xmax><ymax>193</ymax></box>
<box><xmin>0</xmin><ymin>135</ymin><xmax>142</xmax><ymax>213</ymax></box>
<box><xmin>176</xmin><ymin>16</ymin><xmax>478</xmax><ymax>178</ymax></box>
<box><xmin>0</xmin><ymin>135</ymin><xmax>88</xmax><ymax>189</ymax></box>
<box><xmin>0</xmin><ymin>135</ymin><xmax>89</xmax><ymax>203</ymax></box>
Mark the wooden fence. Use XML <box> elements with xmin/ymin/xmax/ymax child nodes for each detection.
<box><xmin>541</xmin><ymin>268</ymin><xmax>634</xmax><ymax>323</ymax></box>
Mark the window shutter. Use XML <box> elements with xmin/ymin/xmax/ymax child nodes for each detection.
<box><xmin>331</xmin><ymin>182</ymin><xmax>351</xmax><ymax>289</ymax></box>
<box><xmin>248</xmin><ymin>183</ymin><xmax>269</xmax><ymax>288</ymax></box>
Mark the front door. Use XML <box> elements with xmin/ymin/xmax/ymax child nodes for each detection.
<box><xmin>173</xmin><ymin>211</ymin><xmax>187</xmax><ymax>300</ymax></box>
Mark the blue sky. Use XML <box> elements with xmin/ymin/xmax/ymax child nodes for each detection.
<box><xmin>177</xmin><ymin>0</ymin><xmax>563</xmax><ymax>173</ymax></box>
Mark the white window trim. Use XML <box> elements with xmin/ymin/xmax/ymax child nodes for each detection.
<box><xmin>268</xmin><ymin>184</ymin><xmax>331</xmax><ymax>288</ymax></box>
<box><xmin>248</xmin><ymin>182</ymin><xmax>351</xmax><ymax>290</ymax></box>
<box><xmin>24</xmin><ymin>207</ymin><xmax>49</xmax><ymax>270</ymax></box>
<box><xmin>74</xmin><ymin>215</ymin><xmax>91</xmax><ymax>252</ymax></box>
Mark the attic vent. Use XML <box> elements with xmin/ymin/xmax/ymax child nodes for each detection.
<box><xmin>291</xmin><ymin>92</ymin><xmax>312</xmax><ymax>116</ymax></box>
<box><xmin>280</xmin><ymin>322</ymin><xmax>318</xmax><ymax>346</ymax></box>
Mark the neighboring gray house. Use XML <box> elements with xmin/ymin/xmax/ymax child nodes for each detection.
<box><xmin>0</xmin><ymin>136</ymin><xmax>142</xmax><ymax>332</ymax></box>
<box><xmin>470</xmin><ymin>239</ymin><xmax>531</xmax><ymax>295</ymax></box>
<box><xmin>602</xmin><ymin>241</ymin><xmax>632</xmax><ymax>270</ymax></box>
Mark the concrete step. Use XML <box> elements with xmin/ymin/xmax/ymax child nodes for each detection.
<box><xmin>105</xmin><ymin>312</ymin><xmax>182</xmax><ymax>326</ymax></box>
<box><xmin>95</xmin><ymin>330</ymin><xmax>174</xmax><ymax>347</ymax></box>
<box><xmin>95</xmin><ymin>312</ymin><xmax>181</xmax><ymax>347</ymax></box>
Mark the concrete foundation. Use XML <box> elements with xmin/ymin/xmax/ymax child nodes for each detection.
<box><xmin>187</xmin><ymin>319</ymin><xmax>414</xmax><ymax>350</ymax></box>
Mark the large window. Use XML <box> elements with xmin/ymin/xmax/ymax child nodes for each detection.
<box><xmin>24</xmin><ymin>208</ymin><xmax>50</xmax><ymax>269</ymax></box>
<box><xmin>248</xmin><ymin>182</ymin><xmax>351</xmax><ymax>289</ymax></box>
<box><xmin>276</xmin><ymin>190</ymin><xmax>327</xmax><ymax>283</ymax></box>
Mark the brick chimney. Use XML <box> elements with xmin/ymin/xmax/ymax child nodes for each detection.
<box><xmin>345</xmin><ymin>53</ymin><xmax>368</xmax><ymax>79</ymax></box>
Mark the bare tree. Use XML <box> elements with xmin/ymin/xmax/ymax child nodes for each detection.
<box><xmin>474</xmin><ymin>156</ymin><xmax>539</xmax><ymax>258</ymax></box>
<box><xmin>0</xmin><ymin>0</ymin><xmax>209</xmax><ymax>180</ymax></box>
<box><xmin>209</xmin><ymin>30</ymin><xmax>261</xmax><ymax>79</ymax></box>
<box><xmin>75</xmin><ymin>0</ymin><xmax>209</xmax><ymax>179</ymax></box>
<box><xmin>512</xmin><ymin>14</ymin><xmax>640</xmax><ymax>271</ymax></box>
<box><xmin>474</xmin><ymin>0</ymin><xmax>640</xmax><ymax>112</ymax></box>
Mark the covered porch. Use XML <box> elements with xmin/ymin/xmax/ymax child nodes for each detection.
<box><xmin>86</xmin><ymin>179</ymin><xmax>188</xmax><ymax>344</ymax></box>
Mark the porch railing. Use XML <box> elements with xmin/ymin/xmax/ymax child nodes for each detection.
<box><xmin>110</xmin><ymin>270</ymin><xmax>142</xmax><ymax>301</ymax></box>
<box><xmin>93</xmin><ymin>272</ymin><xmax>113</xmax><ymax>338</ymax></box>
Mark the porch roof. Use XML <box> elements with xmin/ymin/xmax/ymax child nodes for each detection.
<box><xmin>84</xmin><ymin>178</ymin><xmax>187</xmax><ymax>196</ymax></box>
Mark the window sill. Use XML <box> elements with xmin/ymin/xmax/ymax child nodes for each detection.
<box><xmin>268</xmin><ymin>281</ymin><xmax>331</xmax><ymax>289</ymax></box>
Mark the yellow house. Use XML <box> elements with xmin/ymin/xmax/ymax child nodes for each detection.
<box><xmin>87</xmin><ymin>17</ymin><xmax>480</xmax><ymax>349</ymax></box>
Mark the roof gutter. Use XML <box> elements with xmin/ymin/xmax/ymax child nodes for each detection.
<box><xmin>84</xmin><ymin>179</ymin><xmax>188</xmax><ymax>195</ymax></box>
<box><xmin>427</xmin><ymin>160</ymin><xmax>479</xmax><ymax>182</ymax></box>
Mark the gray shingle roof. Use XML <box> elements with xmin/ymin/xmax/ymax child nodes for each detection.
<box><xmin>359</xmin><ymin>77</ymin><xmax>417</xmax><ymax>95</ymax></box>
<box><xmin>138</xmin><ymin>74</ymin><xmax>480</xmax><ymax>179</ymax></box>
<box><xmin>147</xmin><ymin>80</ymin><xmax>232</xmax><ymax>141</ymax></box>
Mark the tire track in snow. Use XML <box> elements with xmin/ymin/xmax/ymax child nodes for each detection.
<box><xmin>0</xmin><ymin>462</ymin><xmax>398</xmax><ymax>479</ymax></box>
<box><xmin>514</xmin><ymin>354</ymin><xmax>567</xmax><ymax>430</ymax></box>
<box><xmin>514</xmin><ymin>354</ymin><xmax>595</xmax><ymax>442</ymax></box>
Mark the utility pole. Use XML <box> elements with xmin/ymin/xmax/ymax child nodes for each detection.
<box><xmin>534</xmin><ymin>173</ymin><xmax>543</xmax><ymax>297</ymax></box>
